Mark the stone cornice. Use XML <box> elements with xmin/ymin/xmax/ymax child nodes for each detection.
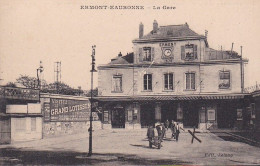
<box><xmin>132</xmin><ymin>36</ymin><xmax>206</xmax><ymax>43</ymax></box>
<box><xmin>98</xmin><ymin>59</ymin><xmax>248</xmax><ymax>69</ymax></box>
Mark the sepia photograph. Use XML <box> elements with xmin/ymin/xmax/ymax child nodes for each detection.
<box><xmin>0</xmin><ymin>0</ymin><xmax>260</xmax><ymax>165</ymax></box>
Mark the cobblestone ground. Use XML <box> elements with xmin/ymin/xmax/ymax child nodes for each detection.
<box><xmin>0</xmin><ymin>129</ymin><xmax>260</xmax><ymax>165</ymax></box>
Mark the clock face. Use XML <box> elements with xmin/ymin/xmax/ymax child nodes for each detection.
<box><xmin>164</xmin><ymin>49</ymin><xmax>172</xmax><ymax>56</ymax></box>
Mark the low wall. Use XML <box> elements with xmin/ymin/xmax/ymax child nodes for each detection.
<box><xmin>11</xmin><ymin>117</ymin><xmax>42</xmax><ymax>142</ymax></box>
<box><xmin>43</xmin><ymin>121</ymin><xmax>102</xmax><ymax>138</ymax></box>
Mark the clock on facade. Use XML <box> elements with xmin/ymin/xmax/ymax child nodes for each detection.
<box><xmin>164</xmin><ymin>49</ymin><xmax>172</xmax><ymax>56</ymax></box>
<box><xmin>161</xmin><ymin>46</ymin><xmax>173</xmax><ymax>59</ymax></box>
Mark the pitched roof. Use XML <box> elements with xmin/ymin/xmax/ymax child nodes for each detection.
<box><xmin>109</xmin><ymin>52</ymin><xmax>134</xmax><ymax>64</ymax></box>
<box><xmin>109</xmin><ymin>57</ymin><xmax>129</xmax><ymax>64</ymax></box>
<box><xmin>135</xmin><ymin>23</ymin><xmax>204</xmax><ymax>42</ymax></box>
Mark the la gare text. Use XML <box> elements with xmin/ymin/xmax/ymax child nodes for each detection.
<box><xmin>80</xmin><ymin>5</ymin><xmax>176</xmax><ymax>10</ymax></box>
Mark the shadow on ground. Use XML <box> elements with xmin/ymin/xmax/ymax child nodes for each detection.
<box><xmin>0</xmin><ymin>148</ymin><xmax>191</xmax><ymax>165</ymax></box>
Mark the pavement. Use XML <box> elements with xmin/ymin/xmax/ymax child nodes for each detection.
<box><xmin>0</xmin><ymin>129</ymin><xmax>260</xmax><ymax>165</ymax></box>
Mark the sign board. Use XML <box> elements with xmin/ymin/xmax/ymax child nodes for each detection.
<box><xmin>28</xmin><ymin>103</ymin><xmax>41</xmax><ymax>114</ymax></box>
<box><xmin>44</xmin><ymin>98</ymin><xmax>99</xmax><ymax>122</ymax></box>
<box><xmin>44</xmin><ymin>103</ymin><xmax>51</xmax><ymax>121</ymax></box>
<box><xmin>251</xmin><ymin>103</ymin><xmax>256</xmax><ymax>119</ymax></box>
<box><xmin>103</xmin><ymin>111</ymin><xmax>109</xmax><ymax>122</ymax></box>
<box><xmin>6</xmin><ymin>104</ymin><xmax>27</xmax><ymax>114</ymax></box>
<box><xmin>237</xmin><ymin>109</ymin><xmax>243</xmax><ymax>120</ymax></box>
<box><xmin>207</xmin><ymin>109</ymin><xmax>215</xmax><ymax>121</ymax></box>
<box><xmin>128</xmin><ymin>109</ymin><xmax>133</xmax><ymax>121</ymax></box>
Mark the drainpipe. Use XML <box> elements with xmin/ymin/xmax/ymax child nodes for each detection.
<box><xmin>240</xmin><ymin>46</ymin><xmax>244</xmax><ymax>93</ymax></box>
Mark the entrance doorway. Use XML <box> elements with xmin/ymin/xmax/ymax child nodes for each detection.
<box><xmin>161</xmin><ymin>102</ymin><xmax>177</xmax><ymax>123</ymax></box>
<box><xmin>111</xmin><ymin>108</ymin><xmax>125</xmax><ymax>128</ymax></box>
<box><xmin>217</xmin><ymin>101</ymin><xmax>236</xmax><ymax>128</ymax></box>
<box><xmin>183</xmin><ymin>101</ymin><xmax>199</xmax><ymax>128</ymax></box>
<box><xmin>140</xmin><ymin>103</ymin><xmax>155</xmax><ymax>128</ymax></box>
<box><xmin>0</xmin><ymin>117</ymin><xmax>11</xmax><ymax>144</ymax></box>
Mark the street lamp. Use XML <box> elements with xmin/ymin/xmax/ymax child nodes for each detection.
<box><xmin>88</xmin><ymin>45</ymin><xmax>97</xmax><ymax>157</ymax></box>
<box><xmin>37</xmin><ymin>61</ymin><xmax>44</xmax><ymax>89</ymax></box>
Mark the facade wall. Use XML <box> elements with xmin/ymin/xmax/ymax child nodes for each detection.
<box><xmin>98</xmin><ymin>63</ymin><xmax>242</xmax><ymax>96</ymax></box>
<box><xmin>43</xmin><ymin>121</ymin><xmax>101</xmax><ymax>138</ymax></box>
<box><xmin>11</xmin><ymin>117</ymin><xmax>42</xmax><ymax>142</ymax></box>
<box><xmin>97</xmin><ymin>22</ymin><xmax>247</xmax><ymax>131</ymax></box>
<box><xmin>133</xmin><ymin>39</ymin><xmax>206</xmax><ymax>64</ymax></box>
<box><xmin>201</xmin><ymin>63</ymin><xmax>242</xmax><ymax>93</ymax></box>
<box><xmin>98</xmin><ymin>68</ymin><xmax>134</xmax><ymax>96</ymax></box>
<box><xmin>255</xmin><ymin>97</ymin><xmax>260</xmax><ymax>130</ymax></box>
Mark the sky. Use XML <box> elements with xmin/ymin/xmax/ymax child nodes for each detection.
<box><xmin>0</xmin><ymin>0</ymin><xmax>259</xmax><ymax>90</ymax></box>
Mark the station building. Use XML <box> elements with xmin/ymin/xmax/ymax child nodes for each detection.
<box><xmin>97</xmin><ymin>20</ymin><xmax>250</xmax><ymax>130</ymax></box>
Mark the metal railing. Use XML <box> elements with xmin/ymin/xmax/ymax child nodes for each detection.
<box><xmin>0</xmin><ymin>86</ymin><xmax>40</xmax><ymax>101</ymax></box>
<box><xmin>204</xmin><ymin>50</ymin><xmax>240</xmax><ymax>61</ymax></box>
<box><xmin>244</xmin><ymin>84</ymin><xmax>260</xmax><ymax>93</ymax></box>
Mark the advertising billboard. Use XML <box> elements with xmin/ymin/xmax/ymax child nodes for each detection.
<box><xmin>44</xmin><ymin>98</ymin><xmax>98</xmax><ymax>122</ymax></box>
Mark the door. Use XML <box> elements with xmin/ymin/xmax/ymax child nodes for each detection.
<box><xmin>183</xmin><ymin>101</ymin><xmax>199</xmax><ymax>128</ymax></box>
<box><xmin>140</xmin><ymin>103</ymin><xmax>155</xmax><ymax>128</ymax></box>
<box><xmin>161</xmin><ymin>102</ymin><xmax>177</xmax><ymax>122</ymax></box>
<box><xmin>111</xmin><ymin>108</ymin><xmax>125</xmax><ymax>128</ymax></box>
<box><xmin>0</xmin><ymin>117</ymin><xmax>11</xmax><ymax>144</ymax></box>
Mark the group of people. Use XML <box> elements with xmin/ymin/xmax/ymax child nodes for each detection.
<box><xmin>147</xmin><ymin>119</ymin><xmax>184</xmax><ymax>148</ymax></box>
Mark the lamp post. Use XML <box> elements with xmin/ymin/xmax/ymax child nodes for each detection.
<box><xmin>37</xmin><ymin>61</ymin><xmax>44</xmax><ymax>89</ymax></box>
<box><xmin>88</xmin><ymin>45</ymin><xmax>97</xmax><ymax>157</ymax></box>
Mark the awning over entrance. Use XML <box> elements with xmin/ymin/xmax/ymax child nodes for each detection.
<box><xmin>94</xmin><ymin>93</ymin><xmax>250</xmax><ymax>102</ymax></box>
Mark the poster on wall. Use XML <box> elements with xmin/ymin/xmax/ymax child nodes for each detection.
<box><xmin>44</xmin><ymin>103</ymin><xmax>51</xmax><ymax>121</ymax></box>
<box><xmin>207</xmin><ymin>109</ymin><xmax>215</xmax><ymax>121</ymax></box>
<box><xmin>237</xmin><ymin>109</ymin><xmax>243</xmax><ymax>120</ymax></box>
<box><xmin>44</xmin><ymin>98</ymin><xmax>99</xmax><ymax>122</ymax></box>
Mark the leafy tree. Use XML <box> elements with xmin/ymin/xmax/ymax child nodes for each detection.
<box><xmin>4</xmin><ymin>82</ymin><xmax>17</xmax><ymax>87</ymax></box>
<box><xmin>85</xmin><ymin>88</ymin><xmax>98</xmax><ymax>97</ymax></box>
<box><xmin>16</xmin><ymin>75</ymin><xmax>84</xmax><ymax>96</ymax></box>
<box><xmin>16</xmin><ymin>75</ymin><xmax>38</xmax><ymax>89</ymax></box>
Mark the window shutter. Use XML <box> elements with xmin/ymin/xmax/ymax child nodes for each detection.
<box><xmin>181</xmin><ymin>46</ymin><xmax>185</xmax><ymax>60</ymax></box>
<box><xmin>194</xmin><ymin>45</ymin><xmax>198</xmax><ymax>59</ymax></box>
<box><xmin>149</xmin><ymin>74</ymin><xmax>152</xmax><ymax>90</ymax></box>
<box><xmin>191</xmin><ymin>73</ymin><xmax>195</xmax><ymax>89</ymax></box>
<box><xmin>186</xmin><ymin>73</ymin><xmax>190</xmax><ymax>89</ymax></box>
<box><xmin>151</xmin><ymin>47</ymin><xmax>155</xmax><ymax>61</ymax></box>
<box><xmin>139</xmin><ymin>48</ymin><xmax>143</xmax><ymax>62</ymax></box>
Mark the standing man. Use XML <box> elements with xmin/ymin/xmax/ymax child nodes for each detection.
<box><xmin>155</xmin><ymin>121</ymin><xmax>162</xmax><ymax>141</ymax></box>
<box><xmin>175</xmin><ymin>122</ymin><xmax>185</xmax><ymax>142</ymax></box>
<box><xmin>147</xmin><ymin>124</ymin><xmax>155</xmax><ymax>148</ymax></box>
<box><xmin>165</xmin><ymin>119</ymin><xmax>170</xmax><ymax>131</ymax></box>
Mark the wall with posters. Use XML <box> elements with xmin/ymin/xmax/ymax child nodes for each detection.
<box><xmin>41</xmin><ymin>93</ymin><xmax>101</xmax><ymax>138</ymax></box>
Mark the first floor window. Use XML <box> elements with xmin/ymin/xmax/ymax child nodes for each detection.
<box><xmin>112</xmin><ymin>75</ymin><xmax>122</xmax><ymax>92</ymax></box>
<box><xmin>181</xmin><ymin>44</ymin><xmax>198</xmax><ymax>60</ymax></box>
<box><xmin>144</xmin><ymin>74</ymin><xmax>152</xmax><ymax>90</ymax></box>
<box><xmin>143</xmin><ymin>47</ymin><xmax>152</xmax><ymax>61</ymax></box>
<box><xmin>164</xmin><ymin>73</ymin><xmax>174</xmax><ymax>90</ymax></box>
<box><xmin>219</xmin><ymin>71</ymin><xmax>230</xmax><ymax>89</ymax></box>
<box><xmin>186</xmin><ymin>73</ymin><xmax>195</xmax><ymax>90</ymax></box>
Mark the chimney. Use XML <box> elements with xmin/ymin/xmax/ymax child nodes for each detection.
<box><xmin>205</xmin><ymin>30</ymin><xmax>208</xmax><ymax>39</ymax></box>
<box><xmin>153</xmin><ymin>20</ymin><xmax>158</xmax><ymax>33</ymax></box>
<box><xmin>139</xmin><ymin>22</ymin><xmax>144</xmax><ymax>38</ymax></box>
<box><xmin>118</xmin><ymin>52</ymin><xmax>122</xmax><ymax>57</ymax></box>
<box><xmin>185</xmin><ymin>22</ymin><xmax>189</xmax><ymax>28</ymax></box>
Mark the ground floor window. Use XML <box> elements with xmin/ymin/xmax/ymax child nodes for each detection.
<box><xmin>185</xmin><ymin>72</ymin><xmax>195</xmax><ymax>90</ymax></box>
<box><xmin>144</xmin><ymin>74</ymin><xmax>152</xmax><ymax>91</ymax></box>
<box><xmin>164</xmin><ymin>73</ymin><xmax>174</xmax><ymax>90</ymax></box>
